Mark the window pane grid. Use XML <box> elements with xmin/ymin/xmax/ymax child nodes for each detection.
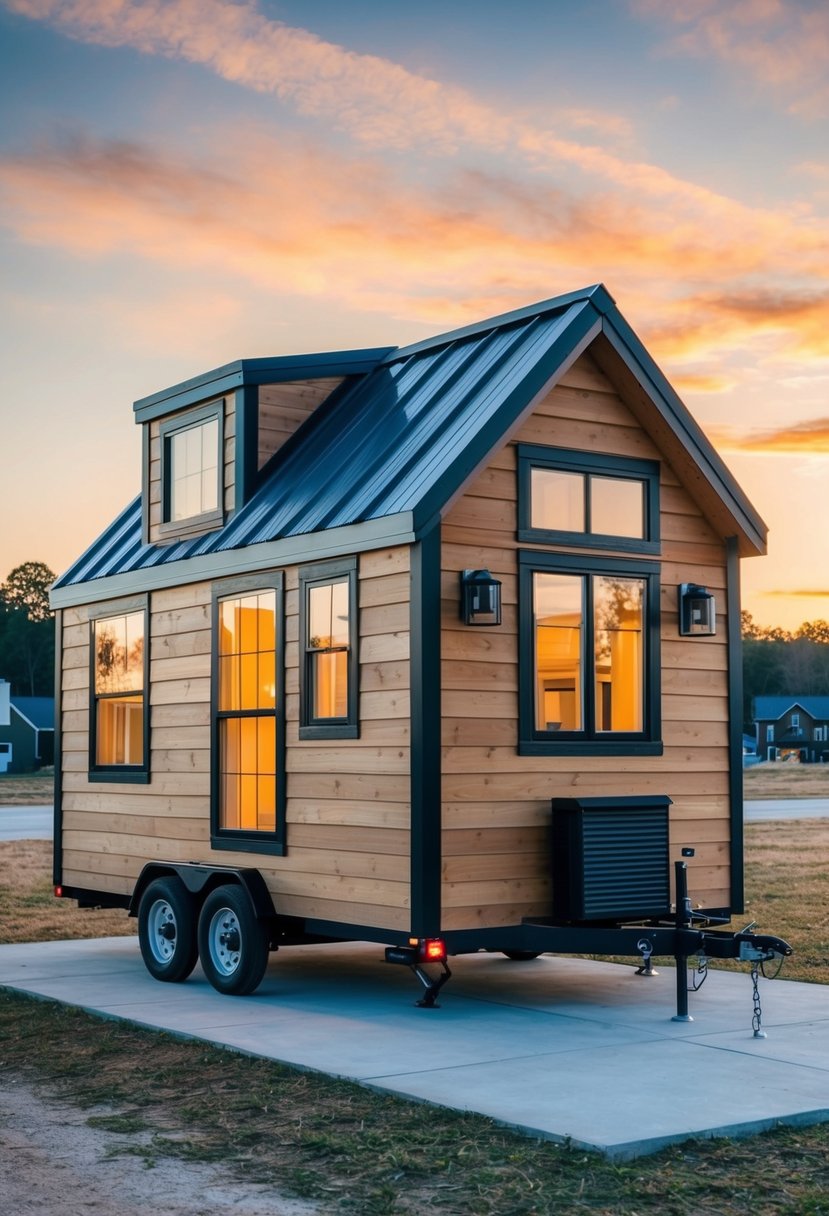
<box><xmin>93</xmin><ymin>611</ymin><xmax>145</xmax><ymax>768</ymax></box>
<box><xmin>532</xmin><ymin>571</ymin><xmax>646</xmax><ymax>739</ymax></box>
<box><xmin>304</xmin><ymin>577</ymin><xmax>352</xmax><ymax>725</ymax></box>
<box><xmin>170</xmin><ymin>417</ymin><xmax>219</xmax><ymax>522</ymax></box>
<box><xmin>217</xmin><ymin>589</ymin><xmax>278</xmax><ymax>834</ymax></box>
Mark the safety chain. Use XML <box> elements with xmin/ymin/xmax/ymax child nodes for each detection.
<box><xmin>751</xmin><ymin>961</ymin><xmax>767</xmax><ymax>1039</ymax></box>
<box><xmin>689</xmin><ymin>952</ymin><xmax>708</xmax><ymax>992</ymax></box>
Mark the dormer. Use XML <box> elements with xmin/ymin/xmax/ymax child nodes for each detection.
<box><xmin>134</xmin><ymin>348</ymin><xmax>393</xmax><ymax>546</ymax></box>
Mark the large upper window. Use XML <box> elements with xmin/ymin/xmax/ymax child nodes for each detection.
<box><xmin>90</xmin><ymin>605</ymin><xmax>149</xmax><ymax>781</ymax></box>
<box><xmin>299</xmin><ymin>557</ymin><xmax>358</xmax><ymax>740</ymax></box>
<box><xmin>159</xmin><ymin>402</ymin><xmax>223</xmax><ymax>534</ymax></box>
<box><xmin>518</xmin><ymin>446</ymin><xmax>660</xmax><ymax>554</ymax></box>
<box><xmin>212</xmin><ymin>577</ymin><xmax>284</xmax><ymax>854</ymax></box>
<box><xmin>519</xmin><ymin>552</ymin><xmax>661</xmax><ymax>756</ymax></box>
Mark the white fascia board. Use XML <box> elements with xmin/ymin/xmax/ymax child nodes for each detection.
<box><xmin>50</xmin><ymin>513</ymin><xmax>417</xmax><ymax>609</ymax></box>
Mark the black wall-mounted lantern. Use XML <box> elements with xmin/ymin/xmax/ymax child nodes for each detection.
<box><xmin>460</xmin><ymin>569</ymin><xmax>502</xmax><ymax>626</ymax></box>
<box><xmin>678</xmin><ymin>583</ymin><xmax>716</xmax><ymax>636</ymax></box>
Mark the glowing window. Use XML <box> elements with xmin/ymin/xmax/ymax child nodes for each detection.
<box><xmin>91</xmin><ymin>608</ymin><xmax>148</xmax><ymax>777</ymax></box>
<box><xmin>299</xmin><ymin>559</ymin><xmax>358</xmax><ymax>739</ymax></box>
<box><xmin>216</xmin><ymin>589</ymin><xmax>278</xmax><ymax>834</ymax></box>
<box><xmin>520</xmin><ymin>552</ymin><xmax>660</xmax><ymax>755</ymax></box>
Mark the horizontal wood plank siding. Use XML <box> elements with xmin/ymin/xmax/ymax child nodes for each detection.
<box><xmin>257</xmin><ymin>378</ymin><xmax>344</xmax><ymax>470</ymax></box>
<box><xmin>58</xmin><ymin>547</ymin><xmax>412</xmax><ymax>935</ymax></box>
<box><xmin>440</xmin><ymin>351</ymin><xmax>734</xmax><ymax>931</ymax></box>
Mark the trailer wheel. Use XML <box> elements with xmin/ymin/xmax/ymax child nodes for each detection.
<box><xmin>198</xmin><ymin>884</ymin><xmax>270</xmax><ymax>996</ymax></box>
<box><xmin>138</xmin><ymin>877</ymin><xmax>198</xmax><ymax>983</ymax></box>
<box><xmin>502</xmin><ymin>950</ymin><xmax>541</xmax><ymax>961</ymax></box>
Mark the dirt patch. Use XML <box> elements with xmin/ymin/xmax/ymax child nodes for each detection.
<box><xmin>0</xmin><ymin>1077</ymin><xmax>322</xmax><ymax>1216</ymax></box>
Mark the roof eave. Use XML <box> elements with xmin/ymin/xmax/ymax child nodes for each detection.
<box><xmin>133</xmin><ymin>347</ymin><xmax>396</xmax><ymax>425</ymax></box>
<box><xmin>592</xmin><ymin>318</ymin><xmax>768</xmax><ymax>558</ymax></box>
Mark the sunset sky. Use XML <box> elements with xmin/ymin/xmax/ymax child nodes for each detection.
<box><xmin>1</xmin><ymin>0</ymin><xmax>827</xmax><ymax>630</ymax></box>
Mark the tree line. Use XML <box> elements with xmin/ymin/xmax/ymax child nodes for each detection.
<box><xmin>741</xmin><ymin>612</ymin><xmax>829</xmax><ymax>724</ymax></box>
<box><xmin>0</xmin><ymin>562</ymin><xmax>55</xmax><ymax>696</ymax></box>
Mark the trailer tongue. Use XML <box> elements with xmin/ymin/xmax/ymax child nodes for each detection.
<box><xmin>386</xmin><ymin>859</ymin><xmax>793</xmax><ymax>1032</ymax></box>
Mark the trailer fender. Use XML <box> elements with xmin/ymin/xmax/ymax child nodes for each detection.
<box><xmin>129</xmin><ymin>863</ymin><xmax>276</xmax><ymax>925</ymax></box>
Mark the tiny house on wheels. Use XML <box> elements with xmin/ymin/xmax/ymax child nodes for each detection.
<box><xmin>50</xmin><ymin>285</ymin><xmax>790</xmax><ymax>1013</ymax></box>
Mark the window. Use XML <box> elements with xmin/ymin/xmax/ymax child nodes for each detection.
<box><xmin>519</xmin><ymin>552</ymin><xmax>661</xmax><ymax>755</ymax></box>
<box><xmin>518</xmin><ymin>446</ymin><xmax>660</xmax><ymax>553</ymax></box>
<box><xmin>212</xmin><ymin>577</ymin><xmax>284</xmax><ymax>853</ymax></box>
<box><xmin>159</xmin><ymin>401</ymin><xmax>223</xmax><ymax>534</ymax></box>
<box><xmin>299</xmin><ymin>557</ymin><xmax>358</xmax><ymax>739</ymax></box>
<box><xmin>791</xmin><ymin>712</ymin><xmax>800</xmax><ymax>728</ymax></box>
<box><xmin>766</xmin><ymin>724</ymin><xmax>774</xmax><ymax>742</ymax></box>
<box><xmin>90</xmin><ymin>605</ymin><xmax>149</xmax><ymax>781</ymax></box>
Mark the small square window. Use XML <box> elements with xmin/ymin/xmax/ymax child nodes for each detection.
<box><xmin>159</xmin><ymin>402</ymin><xmax>224</xmax><ymax>535</ymax></box>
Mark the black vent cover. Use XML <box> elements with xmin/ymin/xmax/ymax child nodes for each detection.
<box><xmin>551</xmin><ymin>795</ymin><xmax>671</xmax><ymax>922</ymax></box>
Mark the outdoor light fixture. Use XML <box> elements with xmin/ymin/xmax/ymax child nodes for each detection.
<box><xmin>460</xmin><ymin>568</ymin><xmax>502</xmax><ymax>626</ymax></box>
<box><xmin>678</xmin><ymin>583</ymin><xmax>716</xmax><ymax>636</ymax></box>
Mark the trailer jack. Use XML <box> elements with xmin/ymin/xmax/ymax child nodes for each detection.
<box><xmin>385</xmin><ymin>940</ymin><xmax>452</xmax><ymax>1007</ymax></box>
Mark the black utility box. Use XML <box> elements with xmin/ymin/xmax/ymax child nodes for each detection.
<box><xmin>551</xmin><ymin>795</ymin><xmax>672</xmax><ymax>922</ymax></box>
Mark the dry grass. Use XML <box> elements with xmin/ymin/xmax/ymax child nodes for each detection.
<box><xmin>0</xmin><ymin>840</ymin><xmax>135</xmax><ymax>944</ymax></box>
<box><xmin>744</xmin><ymin>763</ymin><xmax>829</xmax><ymax>799</ymax></box>
<box><xmin>0</xmin><ymin>770</ymin><xmax>55</xmax><ymax>805</ymax></box>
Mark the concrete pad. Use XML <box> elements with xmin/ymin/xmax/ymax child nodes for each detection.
<box><xmin>2</xmin><ymin>936</ymin><xmax>829</xmax><ymax>1158</ymax></box>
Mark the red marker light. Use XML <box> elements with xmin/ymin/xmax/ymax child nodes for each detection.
<box><xmin>423</xmin><ymin>939</ymin><xmax>446</xmax><ymax>962</ymax></box>
<box><xmin>54</xmin><ymin>885</ymin><xmax>63</xmax><ymax>897</ymax></box>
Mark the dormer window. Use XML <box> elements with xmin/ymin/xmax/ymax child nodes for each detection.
<box><xmin>158</xmin><ymin>401</ymin><xmax>224</xmax><ymax>537</ymax></box>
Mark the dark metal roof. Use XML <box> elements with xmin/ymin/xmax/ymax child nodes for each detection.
<box><xmin>53</xmin><ymin>283</ymin><xmax>768</xmax><ymax>593</ymax></box>
<box><xmin>10</xmin><ymin>697</ymin><xmax>55</xmax><ymax>731</ymax></box>
<box><xmin>754</xmin><ymin>696</ymin><xmax>829</xmax><ymax>722</ymax></box>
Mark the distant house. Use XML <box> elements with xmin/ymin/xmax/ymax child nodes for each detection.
<box><xmin>0</xmin><ymin>695</ymin><xmax>55</xmax><ymax>773</ymax></box>
<box><xmin>753</xmin><ymin>696</ymin><xmax>829</xmax><ymax>764</ymax></box>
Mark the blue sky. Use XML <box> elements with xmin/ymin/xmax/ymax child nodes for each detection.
<box><xmin>1</xmin><ymin>0</ymin><xmax>828</xmax><ymax>628</ymax></box>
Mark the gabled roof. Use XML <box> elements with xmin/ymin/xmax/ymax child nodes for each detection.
<box><xmin>10</xmin><ymin>697</ymin><xmax>55</xmax><ymax>731</ymax></box>
<box><xmin>52</xmin><ymin>284</ymin><xmax>767</xmax><ymax>604</ymax></box>
<box><xmin>754</xmin><ymin>696</ymin><xmax>829</xmax><ymax>722</ymax></box>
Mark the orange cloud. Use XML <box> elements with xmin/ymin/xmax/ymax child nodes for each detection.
<box><xmin>639</xmin><ymin>0</ymin><xmax>829</xmax><ymax>117</ymax></box>
<box><xmin>6</xmin><ymin>0</ymin><xmax>829</xmax><ymax>269</ymax></box>
<box><xmin>643</xmin><ymin>289</ymin><xmax>829</xmax><ymax>362</ymax></box>
<box><xmin>708</xmin><ymin>418</ymin><xmax>829</xmax><ymax>453</ymax></box>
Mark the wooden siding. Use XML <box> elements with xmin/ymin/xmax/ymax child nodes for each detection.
<box><xmin>147</xmin><ymin>396</ymin><xmax>234</xmax><ymax>544</ymax></box>
<box><xmin>439</xmin><ymin>351</ymin><xmax>734</xmax><ymax>931</ymax></box>
<box><xmin>257</xmin><ymin>379</ymin><xmax>344</xmax><ymax>470</ymax></box>
<box><xmin>58</xmin><ymin>547</ymin><xmax>412</xmax><ymax>933</ymax></box>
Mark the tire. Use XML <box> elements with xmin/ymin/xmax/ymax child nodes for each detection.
<box><xmin>138</xmin><ymin>877</ymin><xmax>199</xmax><ymax>983</ymax></box>
<box><xmin>197</xmin><ymin>884</ymin><xmax>270</xmax><ymax>996</ymax></box>
<box><xmin>502</xmin><ymin>950</ymin><xmax>541</xmax><ymax>961</ymax></box>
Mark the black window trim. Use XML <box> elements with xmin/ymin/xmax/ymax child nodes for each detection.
<box><xmin>158</xmin><ymin>399</ymin><xmax>225</xmax><ymax>539</ymax></box>
<box><xmin>518</xmin><ymin>549</ymin><xmax>662</xmax><ymax>757</ymax></box>
<box><xmin>88</xmin><ymin>596</ymin><xmax>151</xmax><ymax>784</ymax></box>
<box><xmin>298</xmin><ymin>555</ymin><xmax>359</xmax><ymax>741</ymax></box>
<box><xmin>210</xmin><ymin>571</ymin><xmax>286</xmax><ymax>856</ymax></box>
<box><xmin>517</xmin><ymin>444</ymin><xmax>661</xmax><ymax>555</ymax></box>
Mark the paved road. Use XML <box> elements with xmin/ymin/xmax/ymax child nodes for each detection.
<box><xmin>0</xmin><ymin>806</ymin><xmax>53</xmax><ymax>840</ymax></box>
<box><xmin>744</xmin><ymin>797</ymin><xmax>829</xmax><ymax>822</ymax></box>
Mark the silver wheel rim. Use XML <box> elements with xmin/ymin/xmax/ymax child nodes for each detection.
<box><xmin>146</xmin><ymin>899</ymin><xmax>177</xmax><ymax>965</ymax></box>
<box><xmin>207</xmin><ymin>906</ymin><xmax>242</xmax><ymax>976</ymax></box>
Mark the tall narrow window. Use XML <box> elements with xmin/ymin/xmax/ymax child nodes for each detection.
<box><xmin>90</xmin><ymin>606</ymin><xmax>149</xmax><ymax>781</ymax></box>
<box><xmin>299</xmin><ymin>557</ymin><xmax>358</xmax><ymax>739</ymax></box>
<box><xmin>520</xmin><ymin>552</ymin><xmax>660</xmax><ymax>756</ymax></box>
<box><xmin>216</xmin><ymin>589</ymin><xmax>278</xmax><ymax>835</ymax></box>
